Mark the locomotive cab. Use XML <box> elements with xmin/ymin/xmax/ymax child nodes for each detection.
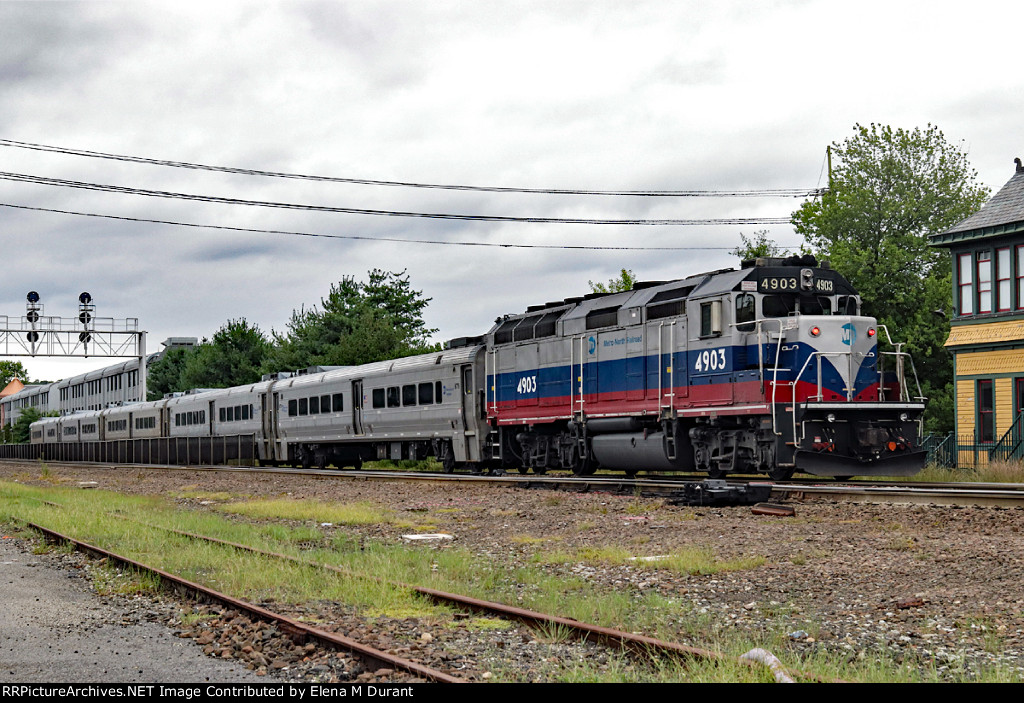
<box><xmin>737</xmin><ymin>257</ymin><xmax>926</xmax><ymax>478</ymax></box>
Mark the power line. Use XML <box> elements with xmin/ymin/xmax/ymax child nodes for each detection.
<box><xmin>0</xmin><ymin>201</ymin><xmax>806</xmax><ymax>251</ymax></box>
<box><xmin>0</xmin><ymin>138</ymin><xmax>827</xmax><ymax>199</ymax></box>
<box><xmin>0</xmin><ymin>171</ymin><xmax>793</xmax><ymax>226</ymax></box>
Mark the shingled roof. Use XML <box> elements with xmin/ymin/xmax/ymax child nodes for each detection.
<box><xmin>930</xmin><ymin>164</ymin><xmax>1024</xmax><ymax>246</ymax></box>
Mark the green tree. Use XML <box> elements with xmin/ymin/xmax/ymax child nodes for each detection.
<box><xmin>588</xmin><ymin>268</ymin><xmax>637</xmax><ymax>294</ymax></box>
<box><xmin>146</xmin><ymin>346</ymin><xmax>195</xmax><ymax>400</ymax></box>
<box><xmin>10</xmin><ymin>407</ymin><xmax>53</xmax><ymax>444</ymax></box>
<box><xmin>0</xmin><ymin>360</ymin><xmax>29</xmax><ymax>389</ymax></box>
<box><xmin>791</xmin><ymin>123</ymin><xmax>990</xmax><ymax>433</ymax></box>
<box><xmin>267</xmin><ymin>269</ymin><xmax>439</xmax><ymax>371</ymax></box>
<box><xmin>178</xmin><ymin>319</ymin><xmax>271</xmax><ymax>390</ymax></box>
<box><xmin>732</xmin><ymin>230</ymin><xmax>791</xmax><ymax>260</ymax></box>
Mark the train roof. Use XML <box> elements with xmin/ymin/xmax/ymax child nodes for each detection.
<box><xmin>484</xmin><ymin>258</ymin><xmax>858</xmax><ymax>343</ymax></box>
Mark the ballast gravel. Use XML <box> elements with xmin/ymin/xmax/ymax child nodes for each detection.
<box><xmin>2</xmin><ymin>461</ymin><xmax>1024</xmax><ymax>683</ymax></box>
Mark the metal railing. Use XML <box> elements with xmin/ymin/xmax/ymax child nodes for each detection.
<box><xmin>990</xmin><ymin>411</ymin><xmax>1024</xmax><ymax>463</ymax></box>
<box><xmin>0</xmin><ymin>434</ymin><xmax>258</xmax><ymax>466</ymax></box>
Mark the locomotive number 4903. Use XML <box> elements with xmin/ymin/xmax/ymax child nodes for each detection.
<box><xmin>517</xmin><ymin>375</ymin><xmax>537</xmax><ymax>394</ymax></box>
<box><xmin>694</xmin><ymin>349</ymin><xmax>727</xmax><ymax>372</ymax></box>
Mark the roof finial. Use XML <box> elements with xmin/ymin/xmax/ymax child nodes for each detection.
<box><xmin>1016</xmin><ymin>157</ymin><xmax>1024</xmax><ymax>174</ymax></box>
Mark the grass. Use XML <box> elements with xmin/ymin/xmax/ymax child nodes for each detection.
<box><xmin>534</xmin><ymin>544</ymin><xmax>767</xmax><ymax>576</ymax></box>
<box><xmin>217</xmin><ymin>498</ymin><xmax>390</xmax><ymax>525</ymax></box>
<box><xmin>913</xmin><ymin>460</ymin><xmax>1024</xmax><ymax>483</ymax></box>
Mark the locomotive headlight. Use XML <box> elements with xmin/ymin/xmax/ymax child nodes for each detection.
<box><xmin>826</xmin><ymin>413</ymin><xmax>836</xmax><ymax>423</ymax></box>
<box><xmin>900</xmin><ymin>412</ymin><xmax>909</xmax><ymax>422</ymax></box>
<box><xmin>810</xmin><ymin>326</ymin><xmax>821</xmax><ymax>337</ymax></box>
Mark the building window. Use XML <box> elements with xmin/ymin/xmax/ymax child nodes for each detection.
<box><xmin>958</xmin><ymin>253</ymin><xmax>973</xmax><ymax>315</ymax></box>
<box><xmin>1016</xmin><ymin>378</ymin><xmax>1024</xmax><ymax>421</ymax></box>
<box><xmin>978</xmin><ymin>379</ymin><xmax>995</xmax><ymax>443</ymax></box>
<box><xmin>997</xmin><ymin>247</ymin><xmax>1011</xmax><ymax>311</ymax></box>
<box><xmin>977</xmin><ymin>252</ymin><xmax>993</xmax><ymax>314</ymax></box>
<box><xmin>1017</xmin><ymin>246</ymin><xmax>1024</xmax><ymax>310</ymax></box>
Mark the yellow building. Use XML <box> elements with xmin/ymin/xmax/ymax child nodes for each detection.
<box><xmin>930</xmin><ymin>160</ymin><xmax>1024</xmax><ymax>463</ymax></box>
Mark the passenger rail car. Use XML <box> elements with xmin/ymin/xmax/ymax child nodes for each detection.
<box><xmin>31</xmin><ymin>256</ymin><xmax>927</xmax><ymax>479</ymax></box>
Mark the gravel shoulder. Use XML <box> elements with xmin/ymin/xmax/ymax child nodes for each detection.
<box><xmin>2</xmin><ymin>461</ymin><xmax>1023</xmax><ymax>682</ymax></box>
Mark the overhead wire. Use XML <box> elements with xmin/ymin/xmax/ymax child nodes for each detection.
<box><xmin>0</xmin><ymin>138</ymin><xmax>828</xmax><ymax>199</ymax></box>
<box><xmin>0</xmin><ymin>171</ymin><xmax>793</xmax><ymax>226</ymax></box>
<box><xmin>0</xmin><ymin>201</ymin><xmax>807</xmax><ymax>251</ymax></box>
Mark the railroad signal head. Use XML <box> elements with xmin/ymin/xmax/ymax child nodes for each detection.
<box><xmin>79</xmin><ymin>292</ymin><xmax>92</xmax><ymax>305</ymax></box>
<box><xmin>26</xmin><ymin>291</ymin><xmax>39</xmax><ymax>304</ymax></box>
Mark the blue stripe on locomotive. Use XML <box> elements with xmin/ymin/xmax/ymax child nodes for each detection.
<box><xmin>488</xmin><ymin>342</ymin><xmax>880</xmax><ymax>405</ymax></box>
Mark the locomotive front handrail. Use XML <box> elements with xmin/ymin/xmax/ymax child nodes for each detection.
<box><xmin>790</xmin><ymin>350</ymin><xmax>853</xmax><ymax>445</ymax></box>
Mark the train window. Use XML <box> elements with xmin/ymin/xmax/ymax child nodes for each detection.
<box><xmin>801</xmin><ymin>297</ymin><xmax>832</xmax><ymax>315</ymax></box>
<box><xmin>387</xmin><ymin>387</ymin><xmax>400</xmax><ymax>408</ymax></box>
<box><xmin>227</xmin><ymin>406</ymin><xmax>235</xmax><ymax>421</ymax></box>
<box><xmin>220</xmin><ymin>408</ymin><xmax>227</xmax><ymax>422</ymax></box>
<box><xmin>762</xmin><ymin>295</ymin><xmax>795</xmax><ymax>317</ymax></box>
<box><xmin>298</xmin><ymin>398</ymin><xmax>308</xmax><ymax>416</ymax></box>
<box><xmin>243</xmin><ymin>404</ymin><xmax>251</xmax><ymax>420</ymax></box>
<box><xmin>838</xmin><ymin>296</ymin><xmax>858</xmax><ymax>315</ymax></box>
<box><xmin>310</xmin><ymin>396</ymin><xmax>320</xmax><ymax>415</ymax></box>
<box><xmin>332</xmin><ymin>393</ymin><xmax>344</xmax><ymax>412</ymax></box>
<box><xmin>736</xmin><ymin>294</ymin><xmax>755</xmax><ymax>332</ymax></box>
<box><xmin>700</xmin><ymin>300</ymin><xmax>722</xmax><ymax>337</ymax></box>
<box><xmin>201</xmin><ymin>411</ymin><xmax>206</xmax><ymax>424</ymax></box>
<box><xmin>402</xmin><ymin>384</ymin><xmax>417</xmax><ymax>406</ymax></box>
<box><xmin>288</xmin><ymin>399</ymin><xmax>298</xmax><ymax>417</ymax></box>
<box><xmin>418</xmin><ymin>382</ymin><xmax>434</xmax><ymax>405</ymax></box>
<box><xmin>372</xmin><ymin>389</ymin><xmax>385</xmax><ymax>409</ymax></box>
<box><xmin>438</xmin><ymin>380</ymin><xmax>444</xmax><ymax>401</ymax></box>
<box><xmin>320</xmin><ymin>395</ymin><xmax>330</xmax><ymax>413</ymax></box>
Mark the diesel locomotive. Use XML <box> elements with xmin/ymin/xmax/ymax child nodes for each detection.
<box><xmin>32</xmin><ymin>255</ymin><xmax>927</xmax><ymax>480</ymax></box>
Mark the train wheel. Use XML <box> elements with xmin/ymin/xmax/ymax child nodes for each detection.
<box><xmin>624</xmin><ymin>469</ymin><xmax>639</xmax><ymax>479</ymax></box>
<box><xmin>571</xmin><ymin>459</ymin><xmax>596</xmax><ymax>477</ymax></box>
<box><xmin>532</xmin><ymin>467</ymin><xmax>547</xmax><ymax>475</ymax></box>
<box><xmin>833</xmin><ymin>475</ymin><xmax>853</xmax><ymax>482</ymax></box>
<box><xmin>517</xmin><ymin>466</ymin><xmax>530</xmax><ymax>474</ymax></box>
<box><xmin>767</xmin><ymin>465</ymin><xmax>795</xmax><ymax>481</ymax></box>
<box><xmin>707</xmin><ymin>466</ymin><xmax>727</xmax><ymax>480</ymax></box>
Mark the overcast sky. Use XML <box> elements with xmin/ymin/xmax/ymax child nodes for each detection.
<box><xmin>2</xmin><ymin>0</ymin><xmax>1022</xmax><ymax>382</ymax></box>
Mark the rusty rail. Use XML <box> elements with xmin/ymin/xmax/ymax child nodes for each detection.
<box><xmin>24</xmin><ymin>521</ymin><xmax>464</xmax><ymax>683</ymax></box>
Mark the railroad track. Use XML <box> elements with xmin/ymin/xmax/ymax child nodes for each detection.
<box><xmin>22</xmin><ymin>520</ymin><xmax>464</xmax><ymax>683</ymax></box>
<box><xmin>6</xmin><ymin>458</ymin><xmax>1023</xmax><ymax>508</ymax></box>
<box><xmin>14</xmin><ymin>515</ymin><xmax>830</xmax><ymax>684</ymax></box>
